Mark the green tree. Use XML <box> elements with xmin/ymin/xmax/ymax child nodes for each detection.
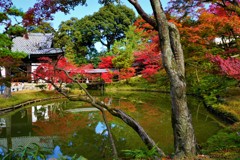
<box><xmin>28</xmin><ymin>22</ymin><xmax>56</xmax><ymax>34</ymax></box>
<box><xmin>0</xmin><ymin>34</ymin><xmax>26</xmax><ymax>97</ymax></box>
<box><xmin>91</xmin><ymin>4</ymin><xmax>135</xmax><ymax>51</ymax></box>
<box><xmin>54</xmin><ymin>4</ymin><xmax>135</xmax><ymax>65</ymax></box>
<box><xmin>111</xmin><ymin>25</ymin><xmax>142</xmax><ymax>69</ymax></box>
<box><xmin>54</xmin><ymin>17</ymin><xmax>88</xmax><ymax>65</ymax></box>
<box><xmin>0</xmin><ymin>4</ymin><xmax>27</xmax><ymax>97</ymax></box>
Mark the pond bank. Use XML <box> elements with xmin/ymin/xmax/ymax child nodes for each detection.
<box><xmin>106</xmin><ymin>84</ymin><xmax>240</xmax><ymax>123</ymax></box>
<box><xmin>203</xmin><ymin>87</ymin><xmax>240</xmax><ymax>124</ymax></box>
<box><xmin>0</xmin><ymin>96</ymin><xmax>65</xmax><ymax>115</ymax></box>
<box><xmin>0</xmin><ymin>90</ymin><xmax>63</xmax><ymax>112</ymax></box>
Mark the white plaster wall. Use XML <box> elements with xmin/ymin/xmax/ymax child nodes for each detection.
<box><xmin>0</xmin><ymin>67</ymin><xmax>6</xmax><ymax>77</ymax></box>
<box><xmin>31</xmin><ymin>63</ymin><xmax>44</xmax><ymax>82</ymax></box>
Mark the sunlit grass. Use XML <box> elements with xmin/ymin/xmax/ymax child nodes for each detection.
<box><xmin>0</xmin><ymin>90</ymin><xmax>60</xmax><ymax>108</ymax></box>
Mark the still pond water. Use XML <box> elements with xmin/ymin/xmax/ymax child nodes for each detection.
<box><xmin>0</xmin><ymin>91</ymin><xmax>224</xmax><ymax>159</ymax></box>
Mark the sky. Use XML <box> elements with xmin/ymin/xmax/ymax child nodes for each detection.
<box><xmin>11</xmin><ymin>0</ymin><xmax>169</xmax><ymax>29</ymax></box>
<box><xmin>7</xmin><ymin>0</ymin><xmax>168</xmax><ymax>51</ymax></box>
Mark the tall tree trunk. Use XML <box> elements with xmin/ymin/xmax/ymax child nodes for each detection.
<box><xmin>150</xmin><ymin>0</ymin><xmax>197</xmax><ymax>157</ymax></box>
<box><xmin>3</xmin><ymin>87</ymin><xmax>11</xmax><ymax>98</ymax></box>
<box><xmin>129</xmin><ymin>0</ymin><xmax>197</xmax><ymax>157</ymax></box>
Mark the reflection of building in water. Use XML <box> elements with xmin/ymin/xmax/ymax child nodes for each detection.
<box><xmin>0</xmin><ymin>118</ymin><xmax>6</xmax><ymax>127</ymax></box>
<box><xmin>0</xmin><ymin>104</ymin><xmax>56</xmax><ymax>152</ymax></box>
<box><xmin>31</xmin><ymin>103</ymin><xmax>56</xmax><ymax>122</ymax></box>
<box><xmin>0</xmin><ymin>118</ymin><xmax>6</xmax><ymax>138</ymax></box>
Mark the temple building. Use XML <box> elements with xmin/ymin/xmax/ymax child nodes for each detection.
<box><xmin>11</xmin><ymin>33</ymin><xmax>64</xmax><ymax>81</ymax></box>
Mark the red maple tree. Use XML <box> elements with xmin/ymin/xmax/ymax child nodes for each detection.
<box><xmin>207</xmin><ymin>54</ymin><xmax>240</xmax><ymax>80</ymax></box>
<box><xmin>119</xmin><ymin>67</ymin><xmax>135</xmax><ymax>80</ymax></box>
<box><xmin>134</xmin><ymin>35</ymin><xmax>161</xmax><ymax>81</ymax></box>
<box><xmin>98</xmin><ymin>56</ymin><xmax>115</xmax><ymax>69</ymax></box>
<box><xmin>34</xmin><ymin>57</ymin><xmax>84</xmax><ymax>83</ymax></box>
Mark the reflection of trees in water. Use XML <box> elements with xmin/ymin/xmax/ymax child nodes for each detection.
<box><xmin>100</xmin><ymin>93</ymin><xmax>174</xmax><ymax>153</ymax></box>
<box><xmin>33</xmin><ymin>112</ymin><xmax>87</xmax><ymax>140</ymax></box>
<box><xmin>58</xmin><ymin>112</ymin><xmax>115</xmax><ymax>160</ymax></box>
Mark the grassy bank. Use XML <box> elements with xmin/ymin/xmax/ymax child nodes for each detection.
<box><xmin>106</xmin><ymin>75</ymin><xmax>169</xmax><ymax>92</ymax></box>
<box><xmin>204</xmin><ymin>87</ymin><xmax>240</xmax><ymax>123</ymax></box>
<box><xmin>0</xmin><ymin>90</ymin><xmax>61</xmax><ymax>109</ymax></box>
<box><xmin>201</xmin><ymin>88</ymin><xmax>240</xmax><ymax>159</ymax></box>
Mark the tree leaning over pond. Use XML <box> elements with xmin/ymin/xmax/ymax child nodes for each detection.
<box><xmin>33</xmin><ymin>56</ymin><xmax>165</xmax><ymax>159</ymax></box>
<box><xmin>23</xmin><ymin>0</ymin><xmax>197</xmax><ymax>158</ymax></box>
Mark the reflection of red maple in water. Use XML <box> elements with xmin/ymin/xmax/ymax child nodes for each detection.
<box><xmin>114</xmin><ymin>101</ymin><xmax>137</xmax><ymax>113</ymax></box>
<box><xmin>33</xmin><ymin>113</ymin><xmax>87</xmax><ymax>140</ymax></box>
<box><xmin>139</xmin><ymin>103</ymin><xmax>163</xmax><ymax>127</ymax></box>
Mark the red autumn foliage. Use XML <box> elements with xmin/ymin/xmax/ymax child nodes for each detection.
<box><xmin>119</xmin><ymin>67</ymin><xmax>135</xmax><ymax>80</ymax></box>
<box><xmin>171</xmin><ymin>4</ymin><xmax>240</xmax><ymax>47</ymax></box>
<box><xmin>207</xmin><ymin>54</ymin><xmax>240</xmax><ymax>80</ymax></box>
<box><xmin>23</xmin><ymin>0</ymin><xmax>86</xmax><ymax>26</ymax></box>
<box><xmin>134</xmin><ymin>35</ymin><xmax>161</xmax><ymax>80</ymax></box>
<box><xmin>23</xmin><ymin>0</ymin><xmax>64</xmax><ymax>26</ymax></box>
<box><xmin>98</xmin><ymin>56</ymin><xmax>115</xmax><ymax>69</ymax></box>
<box><xmin>101</xmin><ymin>72</ymin><xmax>114</xmax><ymax>83</ymax></box>
<box><xmin>34</xmin><ymin>57</ymin><xmax>118</xmax><ymax>83</ymax></box>
<box><xmin>141</xmin><ymin>66</ymin><xmax>160</xmax><ymax>81</ymax></box>
<box><xmin>133</xmin><ymin>17</ymin><xmax>157</xmax><ymax>39</ymax></box>
<box><xmin>34</xmin><ymin>57</ymin><xmax>85</xmax><ymax>83</ymax></box>
<box><xmin>78</xmin><ymin>63</ymin><xmax>94</xmax><ymax>70</ymax></box>
<box><xmin>0</xmin><ymin>56</ymin><xmax>20</xmax><ymax>68</ymax></box>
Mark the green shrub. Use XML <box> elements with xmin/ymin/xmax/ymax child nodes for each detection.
<box><xmin>1</xmin><ymin>143</ymin><xmax>87</xmax><ymax>160</ymax></box>
<box><xmin>1</xmin><ymin>143</ymin><xmax>50</xmax><ymax>160</ymax></box>
<box><xmin>202</xmin><ymin>124</ymin><xmax>240</xmax><ymax>160</ymax></box>
<box><xmin>122</xmin><ymin>146</ymin><xmax>159</xmax><ymax>160</ymax></box>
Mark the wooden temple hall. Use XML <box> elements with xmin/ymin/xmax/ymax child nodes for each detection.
<box><xmin>11</xmin><ymin>33</ymin><xmax>64</xmax><ymax>82</ymax></box>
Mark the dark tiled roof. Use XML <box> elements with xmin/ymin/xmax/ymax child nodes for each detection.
<box><xmin>12</xmin><ymin>33</ymin><xmax>63</xmax><ymax>55</ymax></box>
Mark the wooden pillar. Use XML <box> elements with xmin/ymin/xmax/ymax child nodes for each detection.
<box><xmin>100</xmin><ymin>81</ymin><xmax>105</xmax><ymax>95</ymax></box>
<box><xmin>27</xmin><ymin>63</ymin><xmax>32</xmax><ymax>82</ymax></box>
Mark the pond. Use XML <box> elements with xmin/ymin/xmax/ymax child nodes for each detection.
<box><xmin>0</xmin><ymin>91</ymin><xmax>224</xmax><ymax>159</ymax></box>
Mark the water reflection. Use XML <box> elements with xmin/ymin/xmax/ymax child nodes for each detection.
<box><xmin>0</xmin><ymin>92</ymin><xmax>224</xmax><ymax>159</ymax></box>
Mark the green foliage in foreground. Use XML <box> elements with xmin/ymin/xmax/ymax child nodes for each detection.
<box><xmin>1</xmin><ymin>143</ymin><xmax>87</xmax><ymax>160</ymax></box>
<box><xmin>202</xmin><ymin>123</ymin><xmax>240</xmax><ymax>160</ymax></box>
<box><xmin>122</xmin><ymin>146</ymin><xmax>159</xmax><ymax>160</ymax></box>
<box><xmin>1</xmin><ymin>143</ymin><xmax>49</xmax><ymax>160</ymax></box>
